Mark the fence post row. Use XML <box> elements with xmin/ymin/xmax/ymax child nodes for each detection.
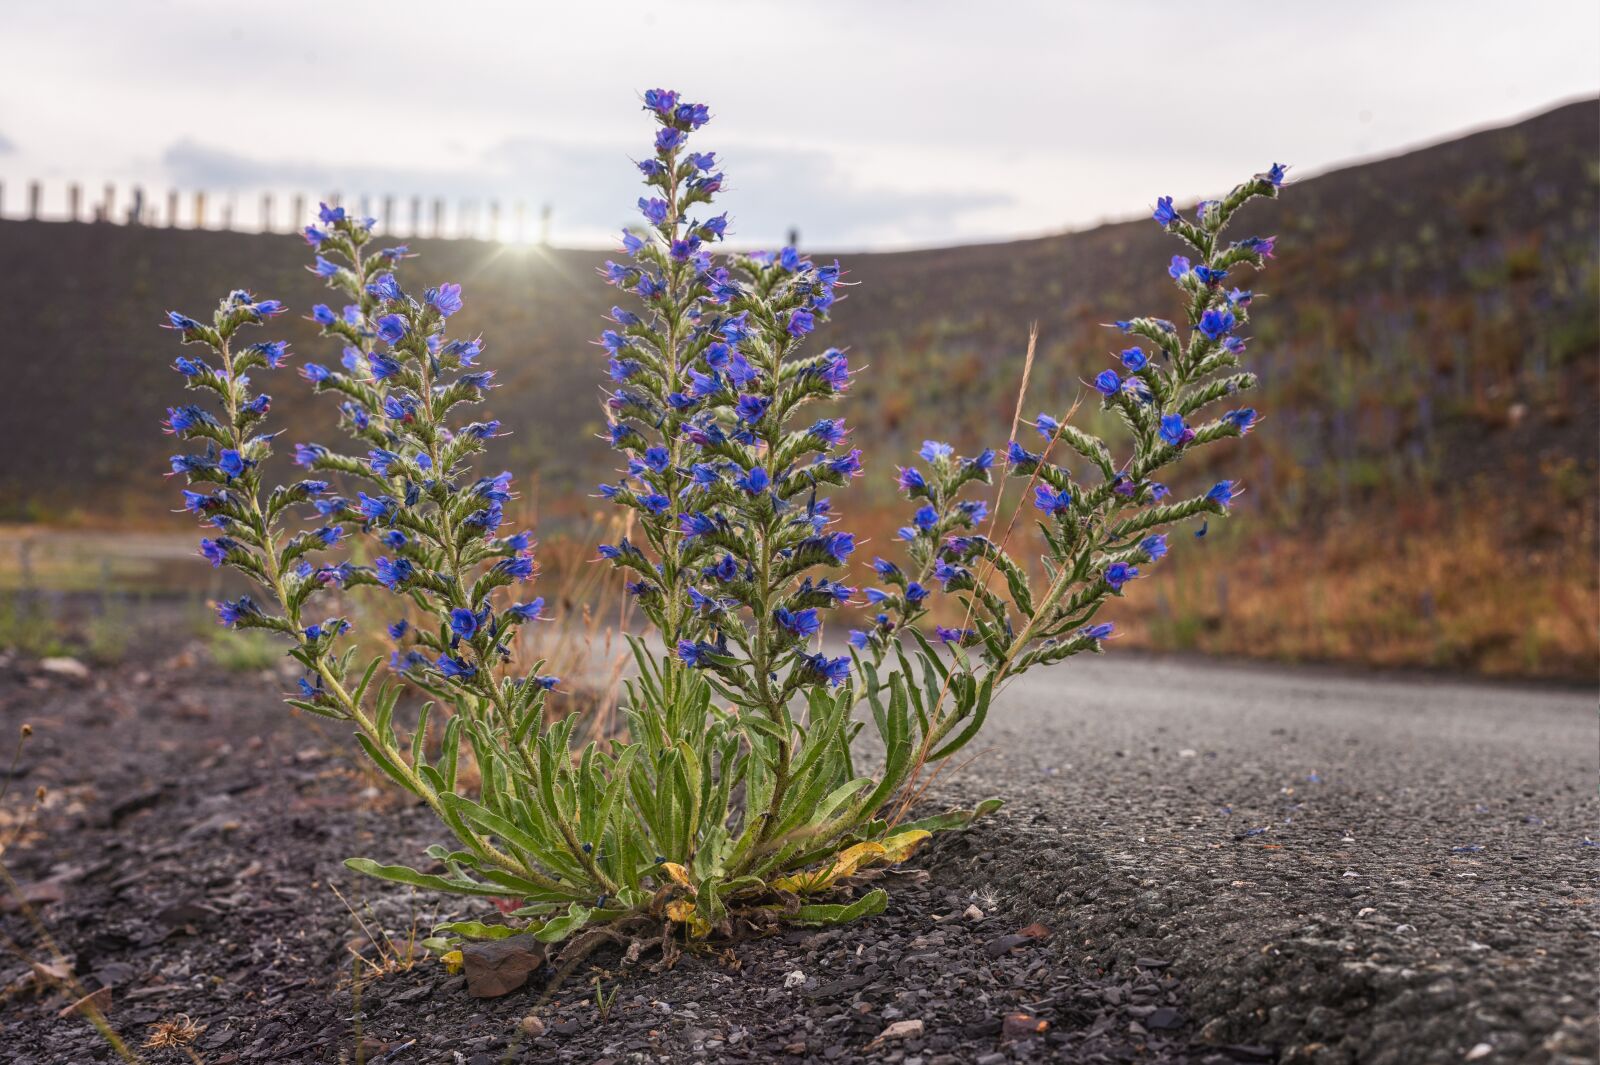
<box><xmin>7</xmin><ymin>180</ymin><xmax>546</xmax><ymax>241</ymax></box>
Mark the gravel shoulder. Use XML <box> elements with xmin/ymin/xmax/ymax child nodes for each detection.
<box><xmin>0</xmin><ymin>645</ymin><xmax>1593</xmax><ymax>1064</ymax></box>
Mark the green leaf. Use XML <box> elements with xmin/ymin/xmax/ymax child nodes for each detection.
<box><xmin>533</xmin><ymin>903</ymin><xmax>594</xmax><ymax>942</ymax></box>
<box><xmin>790</xmin><ymin>888</ymin><xmax>887</xmax><ymax>926</ymax></box>
<box><xmin>344</xmin><ymin>857</ymin><xmax>506</xmax><ymax>897</ymax></box>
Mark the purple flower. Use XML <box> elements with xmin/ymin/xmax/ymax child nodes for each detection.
<box><xmin>639</xmin><ymin>197</ymin><xmax>670</xmax><ymax>225</ymax></box>
<box><xmin>436</xmin><ymin>655</ymin><xmax>476</xmax><ymax>680</ymax></box>
<box><xmin>1033</xmin><ymin>485</ymin><xmax>1072</xmax><ymax>514</ymax></box>
<box><xmin>775</xmin><ymin>607</ymin><xmax>821</xmax><ymax>639</ymax></box>
<box><xmin>375</xmin><ymin>556</ymin><xmax>414</xmax><ymax>589</ymax></box>
<box><xmin>801</xmin><ymin>652</ymin><xmax>851</xmax><ymax>687</ymax></box>
<box><xmin>1223</xmin><ymin>408</ymin><xmax>1258</xmax><ymax>434</ymax></box>
<box><xmin>1081</xmin><ymin>622</ymin><xmax>1115</xmax><ymax>640</ymax></box>
<box><xmin>449</xmin><ymin>607</ymin><xmax>479</xmax><ymax>639</ymax></box>
<box><xmin>897</xmin><ymin>467</ymin><xmax>926</xmax><ymax>493</ymax></box>
<box><xmin>216</xmin><ymin>595</ymin><xmax>262</xmax><ymax>628</ymax></box>
<box><xmin>494</xmin><ymin>555</ymin><xmax>536</xmax><ymax>581</ymax></box>
<box><xmin>1104</xmin><ymin>562</ymin><xmax>1139</xmax><ymax>590</ymax></box>
<box><xmin>1168</xmin><ymin>255</ymin><xmax>1191</xmax><ymax>280</ymax></box>
<box><xmin>788</xmin><ymin>309</ymin><xmax>815</xmax><ymax>337</ymax></box>
<box><xmin>1152</xmin><ymin>196</ymin><xmax>1178</xmax><ymax>227</ymax></box>
<box><xmin>1093</xmin><ymin>369</ymin><xmax>1121</xmax><ymax>397</ymax></box>
<box><xmin>643</xmin><ymin>88</ymin><xmax>679</xmax><ymax>115</ymax></box>
<box><xmin>198</xmin><ymin>537</ymin><xmax>234</xmax><ymax>567</ymax></box>
<box><xmin>1159</xmin><ymin>414</ymin><xmax>1191</xmax><ymax>448</ymax></box>
<box><xmin>429</xmin><ymin>282</ymin><xmax>464</xmax><ymax>317</ymax></box>
<box><xmin>507</xmin><ymin>598</ymin><xmax>546</xmax><ymax>622</ymax></box>
<box><xmin>375</xmin><ymin>314</ymin><xmax>409</xmax><ymax>344</ymax></box>
<box><xmin>736</xmin><ymin>466</ymin><xmax>770</xmax><ymax>494</ymax></box>
<box><xmin>735</xmin><ymin>394</ymin><xmax>770</xmax><ymax>424</ymax></box>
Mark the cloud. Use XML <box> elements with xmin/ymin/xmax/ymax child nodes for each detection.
<box><xmin>159</xmin><ymin>136</ymin><xmax>1012</xmax><ymax>248</ymax></box>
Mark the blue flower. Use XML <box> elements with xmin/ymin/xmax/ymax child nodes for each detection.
<box><xmin>775</xmin><ymin>607</ymin><xmax>821</xmax><ymax>639</ymax></box>
<box><xmin>1093</xmin><ymin>369</ymin><xmax>1122</xmax><ymax>397</ymax></box>
<box><xmin>919</xmin><ymin>440</ymin><xmax>953</xmax><ymax>463</ymax></box>
<box><xmin>1168</xmin><ymin>255</ymin><xmax>1191</xmax><ymax>280</ymax></box>
<box><xmin>818</xmin><ymin>532</ymin><xmax>855</xmax><ymax>562</ymax></box>
<box><xmin>1006</xmin><ymin>441</ymin><xmax>1039</xmax><ymax>466</ymax></box>
<box><xmin>311</xmin><ymin>304</ymin><xmax>337</xmax><ymax>326</ymax></box>
<box><xmin>655</xmin><ymin>127</ymin><xmax>684</xmax><ymax>151</ymax></box>
<box><xmin>735</xmin><ymin>394</ymin><xmax>770</xmax><ymax>424</ymax></box>
<box><xmin>736</xmin><ymin>466</ymin><xmax>770</xmax><ymax>494</ymax></box>
<box><xmin>1223</xmin><ymin>408</ymin><xmax>1258</xmax><ymax>434</ymax></box>
<box><xmin>387</xmin><ymin>619</ymin><xmax>409</xmax><ymax>640</ymax></box>
<box><xmin>494</xmin><ymin>555</ymin><xmax>536</xmax><ymax>581</ymax></box>
<box><xmin>436</xmin><ymin>655</ymin><xmax>476</xmax><ymax>680</ymax></box>
<box><xmin>905</xmin><ymin>582</ymin><xmax>929</xmax><ymax>604</ymax></box>
<box><xmin>913</xmin><ymin>505</ymin><xmax>939</xmax><ymax>531</ymax></box>
<box><xmin>639</xmin><ymin>492</ymin><xmax>670</xmax><ymax>514</ymax></box>
<box><xmin>507</xmin><ymin>598</ymin><xmax>546</xmax><ymax>622</ymax></box>
<box><xmin>369</xmin><ymin>353</ymin><xmax>403</xmax><ymax>379</ymax></box>
<box><xmin>375</xmin><ymin>556</ymin><xmax>414</xmax><ymax>589</ymax></box>
<box><xmin>1194</xmin><ymin>265</ymin><xmax>1228</xmax><ymax>285</ymax></box>
<box><xmin>216</xmin><ymin>596</ymin><xmax>262</xmax><ymax>628</ymax></box>
<box><xmin>1152</xmin><ymin>196</ymin><xmax>1179</xmax><ymax>227</ymax></box>
<box><xmin>848</xmin><ymin>630</ymin><xmax>871</xmax><ymax>649</ymax></box>
<box><xmin>1158</xmin><ymin>414</ymin><xmax>1191</xmax><ymax>448</ymax></box>
<box><xmin>1034</xmin><ymin>413</ymin><xmax>1059</xmax><ymax>438</ymax></box>
<box><xmin>198</xmin><ymin>537</ymin><xmax>234</xmax><ymax>567</ymax></box>
<box><xmin>1141</xmin><ymin>534</ymin><xmax>1169</xmax><ymax>560</ymax></box>
<box><xmin>218</xmin><ymin>449</ymin><xmax>249</xmax><ymax>478</ymax></box>
<box><xmin>639</xmin><ymin>197</ymin><xmax>670</xmax><ymax>224</ymax></box>
<box><xmin>966</xmin><ymin>448</ymin><xmax>995</xmax><ymax>472</ymax></box>
<box><xmin>1081</xmin><ymin>623</ymin><xmax>1115</xmax><ymax>640</ymax></box>
<box><xmin>1033</xmin><ymin>486</ymin><xmax>1072</xmax><ymax>514</ymax></box>
<box><xmin>311</xmin><ymin>256</ymin><xmax>340</xmax><ymax>278</ymax></box>
<box><xmin>1120</xmin><ymin>347</ymin><xmax>1148</xmax><ymax>372</ymax></box>
<box><xmin>448</xmin><ymin>607</ymin><xmax>479</xmax><ymax>639</ymax></box>
<box><xmin>1104</xmin><ymin>562</ymin><xmax>1138</xmax><ymax>590</ymax></box>
<box><xmin>1199</xmin><ymin>307</ymin><xmax>1236</xmax><ymax>341</ymax></box>
<box><xmin>873</xmin><ymin>558</ymin><xmax>900</xmax><ymax>580</ymax></box>
<box><xmin>429</xmin><ymin>283</ymin><xmax>464</xmax><ymax>317</ymax></box>
<box><xmin>1207</xmin><ymin>481</ymin><xmax>1235</xmax><ymax>507</ymax></box>
<box><xmin>788</xmin><ymin>309</ymin><xmax>815</xmax><ymax>337</ymax></box>
<box><xmin>897</xmin><ymin>467</ymin><xmax>926</xmax><ymax>493</ymax></box>
<box><xmin>801</xmin><ymin>652</ymin><xmax>851</xmax><ymax>687</ymax></box>
<box><xmin>358</xmin><ymin>492</ymin><xmax>398</xmax><ymax>524</ymax></box>
<box><xmin>679</xmin><ymin>512</ymin><xmax>718</xmax><ymax>539</ymax></box>
<box><xmin>375</xmin><ymin>314</ymin><xmax>408</xmax><ymax>344</ymax></box>
<box><xmin>935</xmin><ymin>626</ymin><xmax>974</xmax><ymax>646</ymax></box>
<box><xmin>1263</xmin><ymin>162</ymin><xmax>1288</xmax><ymax>187</ymax></box>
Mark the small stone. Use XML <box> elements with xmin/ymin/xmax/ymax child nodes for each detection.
<box><xmin>1178</xmin><ymin>748</ymin><xmax>1197</xmax><ymax>758</ymax></box>
<box><xmin>519</xmin><ymin>1015</ymin><xmax>545</xmax><ymax>1038</ymax></box>
<box><xmin>963</xmin><ymin>904</ymin><xmax>984</xmax><ymax>921</ymax></box>
<box><xmin>784</xmin><ymin>970</ymin><xmax>806</xmax><ymax>989</ymax></box>
<box><xmin>1002</xmin><ymin>1012</ymin><xmax>1049</xmax><ymax>1039</ymax></box>
<box><xmin>1146</xmin><ymin>1006</ymin><xmax>1184</xmax><ymax>1030</ymax></box>
<box><xmin>39</xmin><ymin>657</ymin><xmax>89</xmax><ymax>680</ymax></box>
<box><xmin>876</xmin><ymin>1020</ymin><xmax>924</xmax><ymax>1042</ymax></box>
<box><xmin>1465</xmin><ymin>1044</ymin><xmax>1492</xmax><ymax>1061</ymax></box>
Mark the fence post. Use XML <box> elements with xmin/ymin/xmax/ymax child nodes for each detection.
<box><xmin>261</xmin><ymin>192</ymin><xmax>273</xmax><ymax>232</ymax></box>
<box><xmin>431</xmin><ymin>197</ymin><xmax>444</xmax><ymax>238</ymax></box>
<box><xmin>28</xmin><ymin>182</ymin><xmax>41</xmax><ymax>220</ymax></box>
<box><xmin>102</xmin><ymin>183</ymin><xmax>115</xmax><ymax>223</ymax></box>
<box><xmin>129</xmin><ymin>186</ymin><xmax>145</xmax><ymax>225</ymax></box>
<box><xmin>194</xmin><ymin>190</ymin><xmax>206</xmax><ymax>229</ymax></box>
<box><xmin>68</xmin><ymin>182</ymin><xmax>81</xmax><ymax>222</ymax></box>
<box><xmin>382</xmin><ymin>194</ymin><xmax>394</xmax><ymax>234</ymax></box>
<box><xmin>168</xmin><ymin>189</ymin><xmax>179</xmax><ymax>227</ymax></box>
<box><xmin>540</xmin><ymin>204</ymin><xmax>551</xmax><ymax>247</ymax></box>
<box><xmin>221</xmin><ymin>196</ymin><xmax>234</xmax><ymax>230</ymax></box>
<box><xmin>409</xmin><ymin>195</ymin><xmax>422</xmax><ymax>238</ymax></box>
<box><xmin>291</xmin><ymin>194</ymin><xmax>305</xmax><ymax>229</ymax></box>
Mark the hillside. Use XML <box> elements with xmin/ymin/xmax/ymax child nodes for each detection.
<box><xmin>2</xmin><ymin>99</ymin><xmax>1595</xmax><ymax>676</ymax></box>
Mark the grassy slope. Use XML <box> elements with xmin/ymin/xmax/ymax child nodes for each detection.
<box><xmin>2</xmin><ymin>100</ymin><xmax>1595</xmax><ymax>676</ymax></box>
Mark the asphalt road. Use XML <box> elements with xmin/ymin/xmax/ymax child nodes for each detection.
<box><xmin>925</xmin><ymin>653</ymin><xmax>1598</xmax><ymax>1064</ymax></box>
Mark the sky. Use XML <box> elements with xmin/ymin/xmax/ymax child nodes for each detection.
<box><xmin>1</xmin><ymin>0</ymin><xmax>1596</xmax><ymax>251</ymax></box>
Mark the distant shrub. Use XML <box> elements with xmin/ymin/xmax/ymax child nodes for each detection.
<box><xmin>160</xmin><ymin>92</ymin><xmax>1283</xmax><ymax>956</ymax></box>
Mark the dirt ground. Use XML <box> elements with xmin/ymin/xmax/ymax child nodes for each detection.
<box><xmin>0</xmin><ymin>628</ymin><xmax>1594</xmax><ymax>1064</ymax></box>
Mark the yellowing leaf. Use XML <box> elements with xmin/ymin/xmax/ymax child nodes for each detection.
<box><xmin>772</xmin><ymin>830</ymin><xmax>934</xmax><ymax>895</ymax></box>
<box><xmin>664</xmin><ymin>899</ymin><xmax>710</xmax><ymax>937</ymax></box>
<box><xmin>440</xmin><ymin>950</ymin><xmax>463</xmax><ymax>975</ymax></box>
<box><xmin>659</xmin><ymin>862</ymin><xmax>692</xmax><ymax>889</ymax></box>
<box><xmin>878</xmin><ymin>829</ymin><xmax>931</xmax><ymax>864</ymax></box>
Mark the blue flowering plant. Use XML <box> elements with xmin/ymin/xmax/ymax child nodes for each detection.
<box><xmin>162</xmin><ymin>89</ymin><xmax>1284</xmax><ymax>958</ymax></box>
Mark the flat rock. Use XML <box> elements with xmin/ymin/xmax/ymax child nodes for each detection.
<box><xmin>461</xmin><ymin>935</ymin><xmax>546</xmax><ymax>999</ymax></box>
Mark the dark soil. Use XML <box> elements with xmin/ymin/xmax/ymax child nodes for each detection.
<box><xmin>0</xmin><ymin>631</ymin><xmax>1594</xmax><ymax>1064</ymax></box>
